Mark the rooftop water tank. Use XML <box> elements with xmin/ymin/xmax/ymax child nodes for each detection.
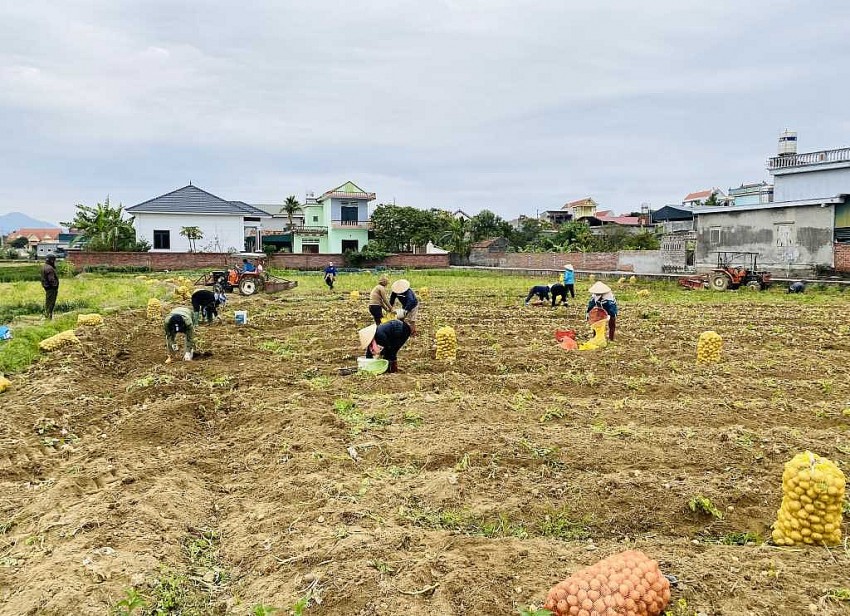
<box><xmin>778</xmin><ymin>129</ymin><xmax>797</xmax><ymax>156</ymax></box>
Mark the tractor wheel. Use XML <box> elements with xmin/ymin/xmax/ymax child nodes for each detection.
<box><xmin>746</xmin><ymin>280</ymin><xmax>762</xmax><ymax>291</ymax></box>
<box><xmin>239</xmin><ymin>278</ymin><xmax>257</xmax><ymax>296</ymax></box>
<box><xmin>710</xmin><ymin>274</ymin><xmax>730</xmax><ymax>291</ymax></box>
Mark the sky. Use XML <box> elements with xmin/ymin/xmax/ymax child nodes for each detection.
<box><xmin>2</xmin><ymin>0</ymin><xmax>850</xmax><ymax>224</ymax></box>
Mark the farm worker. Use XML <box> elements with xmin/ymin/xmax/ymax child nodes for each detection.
<box><xmin>787</xmin><ymin>281</ymin><xmax>805</xmax><ymax>294</ymax></box>
<box><xmin>389</xmin><ymin>279</ymin><xmax>419</xmax><ymax>335</ymax></box>
<box><xmin>164</xmin><ymin>306</ymin><xmax>197</xmax><ymax>362</ymax></box>
<box><xmin>524</xmin><ymin>284</ymin><xmax>551</xmax><ymax>306</ymax></box>
<box><xmin>41</xmin><ymin>254</ymin><xmax>60</xmax><ymax>320</ymax></box>
<box><xmin>191</xmin><ymin>285</ymin><xmax>226</xmax><ymax>324</ymax></box>
<box><xmin>368</xmin><ymin>274</ymin><xmax>392</xmax><ymax>326</ymax></box>
<box><xmin>254</xmin><ymin>258</ymin><xmax>265</xmax><ymax>276</ymax></box>
<box><xmin>562</xmin><ymin>264</ymin><xmax>576</xmax><ymax>298</ymax></box>
<box><xmin>359</xmin><ymin>315</ymin><xmax>412</xmax><ymax>374</ymax></box>
<box><xmin>549</xmin><ymin>282</ymin><xmax>569</xmax><ymax>307</ymax></box>
<box><xmin>227</xmin><ymin>269</ymin><xmax>240</xmax><ymax>286</ymax></box>
<box><xmin>324</xmin><ymin>261</ymin><xmax>337</xmax><ymax>290</ymax></box>
<box><xmin>241</xmin><ymin>258</ymin><xmax>256</xmax><ymax>273</ymax></box>
<box><xmin>586</xmin><ymin>281</ymin><xmax>618</xmax><ymax>341</ymax></box>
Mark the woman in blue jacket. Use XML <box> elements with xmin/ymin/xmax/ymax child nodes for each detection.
<box><xmin>562</xmin><ymin>264</ymin><xmax>576</xmax><ymax>298</ymax></box>
<box><xmin>390</xmin><ymin>279</ymin><xmax>419</xmax><ymax>335</ymax></box>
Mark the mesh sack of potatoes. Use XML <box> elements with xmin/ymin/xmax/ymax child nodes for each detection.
<box><xmin>435</xmin><ymin>326</ymin><xmax>457</xmax><ymax>362</ymax></box>
<box><xmin>544</xmin><ymin>550</ymin><xmax>670</xmax><ymax>616</ymax></box>
<box><xmin>147</xmin><ymin>298</ymin><xmax>163</xmax><ymax>321</ymax></box>
<box><xmin>76</xmin><ymin>313</ymin><xmax>104</xmax><ymax>326</ymax></box>
<box><xmin>349</xmin><ymin>290</ymin><xmax>360</xmax><ymax>301</ymax></box>
<box><xmin>419</xmin><ymin>287</ymin><xmax>431</xmax><ymax>301</ymax></box>
<box><xmin>0</xmin><ymin>375</ymin><xmax>11</xmax><ymax>393</ymax></box>
<box><xmin>38</xmin><ymin>330</ymin><xmax>80</xmax><ymax>352</ymax></box>
<box><xmin>696</xmin><ymin>331</ymin><xmax>722</xmax><ymax>363</ymax></box>
<box><xmin>772</xmin><ymin>451</ymin><xmax>845</xmax><ymax>546</ymax></box>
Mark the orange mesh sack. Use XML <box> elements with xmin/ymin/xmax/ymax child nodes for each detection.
<box><xmin>544</xmin><ymin>550</ymin><xmax>670</xmax><ymax>616</ymax></box>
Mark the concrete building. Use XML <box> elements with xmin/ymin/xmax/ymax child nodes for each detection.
<box><xmin>694</xmin><ymin>199</ymin><xmax>841</xmax><ymax>275</ymax></box>
<box><xmin>288</xmin><ymin>181</ymin><xmax>374</xmax><ymax>254</ymax></box>
<box><xmin>682</xmin><ymin>188</ymin><xmax>728</xmax><ymax>207</ymax></box>
<box><xmin>728</xmin><ymin>182</ymin><xmax>774</xmax><ymax>206</ymax></box>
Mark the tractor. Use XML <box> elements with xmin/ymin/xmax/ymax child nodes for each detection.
<box><xmin>194</xmin><ymin>252</ymin><xmax>297</xmax><ymax>296</ymax></box>
<box><xmin>708</xmin><ymin>252</ymin><xmax>772</xmax><ymax>291</ymax></box>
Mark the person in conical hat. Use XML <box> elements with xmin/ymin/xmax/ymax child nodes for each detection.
<box><xmin>562</xmin><ymin>264</ymin><xmax>576</xmax><ymax>299</ymax></box>
<box><xmin>586</xmin><ymin>281</ymin><xmax>618</xmax><ymax>341</ymax></box>
<box><xmin>368</xmin><ymin>274</ymin><xmax>392</xmax><ymax>325</ymax></box>
<box><xmin>389</xmin><ymin>279</ymin><xmax>419</xmax><ymax>335</ymax></box>
<box><xmin>358</xmin><ymin>314</ymin><xmax>412</xmax><ymax>374</ymax></box>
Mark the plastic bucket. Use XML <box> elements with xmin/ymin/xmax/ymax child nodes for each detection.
<box><xmin>234</xmin><ymin>310</ymin><xmax>248</xmax><ymax>325</ymax></box>
<box><xmin>357</xmin><ymin>357</ymin><xmax>389</xmax><ymax>374</ymax></box>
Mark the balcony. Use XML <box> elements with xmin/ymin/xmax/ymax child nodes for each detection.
<box><xmin>331</xmin><ymin>219</ymin><xmax>372</xmax><ymax>230</ymax></box>
<box><xmin>768</xmin><ymin>147</ymin><xmax>850</xmax><ymax>171</ymax></box>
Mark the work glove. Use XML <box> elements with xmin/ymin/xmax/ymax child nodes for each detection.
<box><xmin>395</xmin><ymin>308</ymin><xmax>407</xmax><ymax>319</ymax></box>
<box><xmin>183</xmin><ymin>351</ymin><xmax>193</xmax><ymax>361</ymax></box>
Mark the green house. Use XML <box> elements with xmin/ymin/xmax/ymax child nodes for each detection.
<box><xmin>292</xmin><ymin>181</ymin><xmax>375</xmax><ymax>254</ymax></box>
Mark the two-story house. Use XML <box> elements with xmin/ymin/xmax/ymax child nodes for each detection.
<box><xmin>291</xmin><ymin>181</ymin><xmax>375</xmax><ymax>254</ymax></box>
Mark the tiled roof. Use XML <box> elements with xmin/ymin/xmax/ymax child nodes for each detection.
<box><xmin>683</xmin><ymin>189</ymin><xmax>713</xmax><ymax>202</ymax></box>
<box><xmin>7</xmin><ymin>227</ymin><xmax>59</xmax><ymax>240</ymax></box>
<box><xmin>126</xmin><ymin>185</ymin><xmax>270</xmax><ymax>217</ymax></box>
<box><xmin>320</xmin><ymin>180</ymin><xmax>376</xmax><ymax>201</ymax></box>
<box><xmin>563</xmin><ymin>197</ymin><xmax>597</xmax><ymax>210</ymax></box>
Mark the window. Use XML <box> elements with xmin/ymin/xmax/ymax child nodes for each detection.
<box><xmin>312</xmin><ymin>216</ymin><xmax>319</xmax><ymax>223</ymax></box>
<box><xmin>709</xmin><ymin>227</ymin><xmax>721</xmax><ymax>246</ymax></box>
<box><xmin>301</xmin><ymin>240</ymin><xmax>320</xmax><ymax>254</ymax></box>
<box><xmin>153</xmin><ymin>229</ymin><xmax>170</xmax><ymax>250</ymax></box>
<box><xmin>341</xmin><ymin>206</ymin><xmax>358</xmax><ymax>223</ymax></box>
<box><xmin>341</xmin><ymin>240</ymin><xmax>359</xmax><ymax>252</ymax></box>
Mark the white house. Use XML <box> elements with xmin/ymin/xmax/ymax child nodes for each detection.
<box><xmin>126</xmin><ymin>185</ymin><xmax>271</xmax><ymax>252</ymax></box>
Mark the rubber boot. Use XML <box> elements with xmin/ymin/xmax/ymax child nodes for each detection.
<box><xmin>388</xmin><ymin>360</ymin><xmax>399</xmax><ymax>373</ymax></box>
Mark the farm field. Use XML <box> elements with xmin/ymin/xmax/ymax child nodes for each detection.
<box><xmin>0</xmin><ymin>271</ymin><xmax>849</xmax><ymax>615</ymax></box>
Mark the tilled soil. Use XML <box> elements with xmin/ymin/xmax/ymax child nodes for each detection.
<box><xmin>1</xmin><ymin>285</ymin><xmax>849</xmax><ymax>615</ymax></box>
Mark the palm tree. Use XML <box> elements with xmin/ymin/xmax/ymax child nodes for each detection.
<box><xmin>61</xmin><ymin>197</ymin><xmax>146</xmax><ymax>251</ymax></box>
<box><xmin>438</xmin><ymin>218</ymin><xmax>472</xmax><ymax>259</ymax></box>
<box><xmin>281</xmin><ymin>195</ymin><xmax>301</xmax><ymax>229</ymax></box>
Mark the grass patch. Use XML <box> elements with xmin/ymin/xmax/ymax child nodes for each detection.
<box><xmin>687</xmin><ymin>495</ymin><xmax>723</xmax><ymax>519</ymax></box>
<box><xmin>0</xmin><ymin>299</ymin><xmax>91</xmax><ymax>325</ymax></box>
<box><xmin>0</xmin><ymin>315</ymin><xmax>77</xmax><ymax>374</ymax></box>
<box><xmin>537</xmin><ymin>507</ymin><xmax>593</xmax><ymax>540</ymax></box>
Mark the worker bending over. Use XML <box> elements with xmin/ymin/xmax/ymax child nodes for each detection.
<box><xmin>524</xmin><ymin>284</ymin><xmax>551</xmax><ymax>306</ymax></box>
<box><xmin>549</xmin><ymin>282</ymin><xmax>569</xmax><ymax>307</ymax></box>
<box><xmin>390</xmin><ymin>279</ymin><xmax>419</xmax><ymax>335</ymax></box>
<box><xmin>191</xmin><ymin>285</ymin><xmax>226</xmax><ymax>323</ymax></box>
<box><xmin>787</xmin><ymin>281</ymin><xmax>805</xmax><ymax>294</ymax></box>
<box><xmin>368</xmin><ymin>275</ymin><xmax>392</xmax><ymax>325</ymax></box>
<box><xmin>165</xmin><ymin>306</ymin><xmax>197</xmax><ymax>362</ymax></box>
<box><xmin>587</xmin><ymin>281</ymin><xmax>619</xmax><ymax>341</ymax></box>
<box><xmin>360</xmin><ymin>312</ymin><xmax>412</xmax><ymax>374</ymax></box>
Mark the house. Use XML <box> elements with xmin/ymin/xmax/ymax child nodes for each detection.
<box><xmin>578</xmin><ymin>211</ymin><xmax>647</xmax><ymax>235</ymax></box>
<box><xmin>728</xmin><ymin>182</ymin><xmax>773</xmax><ymax>206</ymax></box>
<box><xmin>564</xmin><ymin>197</ymin><xmax>598</xmax><ymax>219</ymax></box>
<box><xmin>682</xmin><ymin>188</ymin><xmax>728</xmax><ymax>207</ymax></box>
<box><xmin>126</xmin><ymin>184</ymin><xmax>271</xmax><ymax>253</ymax></box>
<box><xmin>289</xmin><ymin>181</ymin><xmax>375</xmax><ymax>254</ymax></box>
<box><xmin>452</xmin><ymin>210</ymin><xmax>471</xmax><ymax>221</ymax></box>
<box><xmin>6</xmin><ymin>228</ymin><xmax>60</xmax><ymax>249</ymax></box>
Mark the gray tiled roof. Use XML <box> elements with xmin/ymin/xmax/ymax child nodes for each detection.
<box><xmin>127</xmin><ymin>185</ymin><xmax>270</xmax><ymax>217</ymax></box>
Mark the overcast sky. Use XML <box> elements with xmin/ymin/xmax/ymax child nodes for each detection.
<box><xmin>2</xmin><ymin>0</ymin><xmax>849</xmax><ymax>223</ymax></box>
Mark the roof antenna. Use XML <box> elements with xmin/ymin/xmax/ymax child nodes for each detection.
<box><xmin>189</xmin><ymin>180</ymin><xmax>193</xmax><ymax>186</ymax></box>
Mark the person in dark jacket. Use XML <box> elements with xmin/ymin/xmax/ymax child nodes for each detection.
<box><xmin>389</xmin><ymin>279</ymin><xmax>419</xmax><ymax>335</ymax></box>
<box><xmin>324</xmin><ymin>261</ymin><xmax>337</xmax><ymax>290</ymax></box>
<box><xmin>191</xmin><ymin>285</ymin><xmax>226</xmax><ymax>323</ymax></box>
<box><xmin>586</xmin><ymin>281</ymin><xmax>619</xmax><ymax>341</ymax></box>
<box><xmin>787</xmin><ymin>281</ymin><xmax>805</xmax><ymax>294</ymax></box>
<box><xmin>164</xmin><ymin>306</ymin><xmax>197</xmax><ymax>362</ymax></box>
<box><xmin>524</xmin><ymin>284</ymin><xmax>551</xmax><ymax>306</ymax></box>
<box><xmin>41</xmin><ymin>255</ymin><xmax>60</xmax><ymax>320</ymax></box>
<box><xmin>360</xmin><ymin>317</ymin><xmax>412</xmax><ymax>374</ymax></box>
<box><xmin>549</xmin><ymin>282</ymin><xmax>569</xmax><ymax>307</ymax></box>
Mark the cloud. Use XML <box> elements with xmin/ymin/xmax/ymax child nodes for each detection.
<box><xmin>1</xmin><ymin>0</ymin><xmax>849</xmax><ymax>221</ymax></box>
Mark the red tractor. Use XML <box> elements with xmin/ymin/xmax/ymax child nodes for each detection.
<box><xmin>708</xmin><ymin>252</ymin><xmax>772</xmax><ymax>291</ymax></box>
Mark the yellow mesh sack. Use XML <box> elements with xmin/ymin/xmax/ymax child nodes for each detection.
<box><xmin>578</xmin><ymin>318</ymin><xmax>608</xmax><ymax>351</ymax></box>
<box><xmin>38</xmin><ymin>330</ymin><xmax>79</xmax><ymax>352</ymax></box>
<box><xmin>147</xmin><ymin>298</ymin><xmax>163</xmax><ymax>321</ymax></box>
<box><xmin>697</xmin><ymin>331</ymin><xmax>722</xmax><ymax>363</ymax></box>
<box><xmin>772</xmin><ymin>451</ymin><xmax>845</xmax><ymax>546</ymax></box>
<box><xmin>76</xmin><ymin>313</ymin><xmax>104</xmax><ymax>326</ymax></box>
<box><xmin>435</xmin><ymin>326</ymin><xmax>457</xmax><ymax>362</ymax></box>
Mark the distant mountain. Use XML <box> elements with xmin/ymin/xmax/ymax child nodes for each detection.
<box><xmin>0</xmin><ymin>212</ymin><xmax>60</xmax><ymax>235</ymax></box>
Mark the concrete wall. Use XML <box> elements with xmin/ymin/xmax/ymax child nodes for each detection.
<box><xmin>617</xmin><ymin>250</ymin><xmax>663</xmax><ymax>274</ymax></box>
<box><xmin>774</xmin><ymin>165</ymin><xmax>850</xmax><ymax>201</ymax></box>
<box><xmin>67</xmin><ymin>251</ymin><xmax>449</xmax><ymax>271</ymax></box>
<box><xmin>134</xmin><ymin>213</ymin><xmax>249</xmax><ymax>253</ymax></box>
<box><xmin>467</xmin><ymin>249</ymin><xmax>619</xmax><ymax>271</ymax></box>
<box><xmin>694</xmin><ymin>205</ymin><xmax>834</xmax><ymax>274</ymax></box>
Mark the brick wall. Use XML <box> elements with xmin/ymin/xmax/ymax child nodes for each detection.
<box><xmin>835</xmin><ymin>243</ymin><xmax>850</xmax><ymax>272</ymax></box>
<box><xmin>67</xmin><ymin>251</ymin><xmax>449</xmax><ymax>271</ymax></box>
<box><xmin>468</xmin><ymin>250</ymin><xmax>619</xmax><ymax>271</ymax></box>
